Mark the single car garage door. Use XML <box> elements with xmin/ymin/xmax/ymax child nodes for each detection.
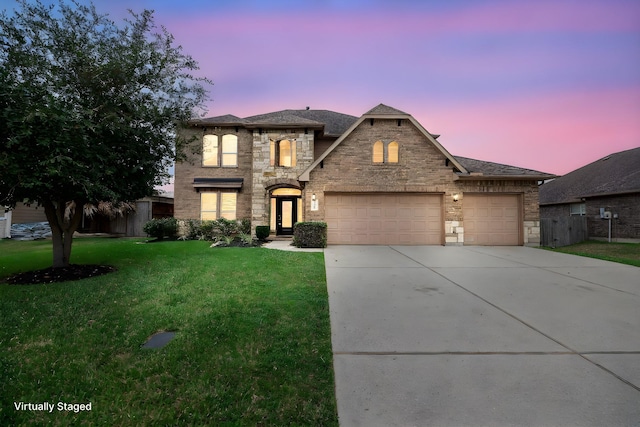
<box><xmin>325</xmin><ymin>193</ymin><xmax>443</xmax><ymax>245</ymax></box>
<box><xmin>463</xmin><ymin>194</ymin><xmax>521</xmax><ymax>245</ymax></box>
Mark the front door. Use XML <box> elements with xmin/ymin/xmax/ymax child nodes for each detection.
<box><xmin>276</xmin><ymin>197</ymin><xmax>297</xmax><ymax>235</ymax></box>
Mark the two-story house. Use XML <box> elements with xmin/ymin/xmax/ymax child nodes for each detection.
<box><xmin>175</xmin><ymin>104</ymin><xmax>555</xmax><ymax>245</ymax></box>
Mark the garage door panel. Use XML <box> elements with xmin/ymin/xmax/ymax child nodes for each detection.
<box><xmin>463</xmin><ymin>194</ymin><xmax>521</xmax><ymax>246</ymax></box>
<box><xmin>326</xmin><ymin>194</ymin><xmax>442</xmax><ymax>245</ymax></box>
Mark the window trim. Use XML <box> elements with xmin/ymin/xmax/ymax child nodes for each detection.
<box><xmin>372</xmin><ymin>141</ymin><xmax>384</xmax><ymax>163</ymax></box>
<box><xmin>201</xmin><ymin>191</ymin><xmax>237</xmax><ymax>220</ymax></box>
<box><xmin>202</xmin><ymin>133</ymin><xmax>238</xmax><ymax>168</ymax></box>
<box><xmin>202</xmin><ymin>134</ymin><xmax>219</xmax><ymax>167</ymax></box>
<box><xmin>569</xmin><ymin>202</ymin><xmax>586</xmax><ymax>216</ymax></box>
<box><xmin>372</xmin><ymin>140</ymin><xmax>399</xmax><ymax>164</ymax></box>
<box><xmin>388</xmin><ymin>141</ymin><xmax>399</xmax><ymax>163</ymax></box>
<box><xmin>270</xmin><ymin>138</ymin><xmax>297</xmax><ymax>168</ymax></box>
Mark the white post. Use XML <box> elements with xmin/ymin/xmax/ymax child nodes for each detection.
<box><xmin>1</xmin><ymin>209</ymin><xmax>12</xmax><ymax>238</ymax></box>
<box><xmin>608</xmin><ymin>216</ymin><xmax>611</xmax><ymax>243</ymax></box>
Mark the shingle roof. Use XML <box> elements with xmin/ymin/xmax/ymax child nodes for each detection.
<box><xmin>539</xmin><ymin>147</ymin><xmax>640</xmax><ymax>205</ymax></box>
<box><xmin>192</xmin><ymin>114</ymin><xmax>247</xmax><ymax>125</ymax></box>
<box><xmin>244</xmin><ymin>109</ymin><xmax>358</xmax><ymax>137</ymax></box>
<box><xmin>455</xmin><ymin>156</ymin><xmax>556</xmax><ymax>179</ymax></box>
<box><xmin>364</xmin><ymin>104</ymin><xmax>409</xmax><ymax>115</ymax></box>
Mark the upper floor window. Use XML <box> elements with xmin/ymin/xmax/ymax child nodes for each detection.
<box><xmin>221</xmin><ymin>135</ymin><xmax>238</xmax><ymax>166</ymax></box>
<box><xmin>203</xmin><ymin>135</ymin><xmax>219</xmax><ymax>166</ymax></box>
<box><xmin>388</xmin><ymin>141</ymin><xmax>399</xmax><ymax>163</ymax></box>
<box><xmin>373</xmin><ymin>141</ymin><xmax>384</xmax><ymax>163</ymax></box>
<box><xmin>270</xmin><ymin>139</ymin><xmax>296</xmax><ymax>167</ymax></box>
<box><xmin>203</xmin><ymin>134</ymin><xmax>237</xmax><ymax>167</ymax></box>
<box><xmin>373</xmin><ymin>140</ymin><xmax>399</xmax><ymax>163</ymax></box>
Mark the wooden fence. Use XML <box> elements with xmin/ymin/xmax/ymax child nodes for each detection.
<box><xmin>540</xmin><ymin>216</ymin><xmax>588</xmax><ymax>247</ymax></box>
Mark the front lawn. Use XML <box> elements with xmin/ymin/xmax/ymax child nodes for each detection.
<box><xmin>0</xmin><ymin>238</ymin><xmax>337</xmax><ymax>426</ymax></box>
<box><xmin>543</xmin><ymin>240</ymin><xmax>640</xmax><ymax>267</ymax></box>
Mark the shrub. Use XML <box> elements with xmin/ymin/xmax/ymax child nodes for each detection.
<box><xmin>255</xmin><ymin>226</ymin><xmax>270</xmax><ymax>241</ymax></box>
<box><xmin>293</xmin><ymin>222</ymin><xmax>327</xmax><ymax>248</ymax></box>
<box><xmin>238</xmin><ymin>233</ymin><xmax>254</xmax><ymax>245</ymax></box>
<box><xmin>174</xmin><ymin>218</ymin><xmax>253</xmax><ymax>242</ymax></box>
<box><xmin>199</xmin><ymin>220</ymin><xmax>216</xmax><ymax>240</ymax></box>
<box><xmin>178</xmin><ymin>219</ymin><xmax>201</xmax><ymax>240</ymax></box>
<box><xmin>239</xmin><ymin>218</ymin><xmax>251</xmax><ymax>234</ymax></box>
<box><xmin>143</xmin><ymin>217</ymin><xmax>178</xmax><ymax>240</ymax></box>
<box><xmin>213</xmin><ymin>218</ymin><xmax>238</xmax><ymax>237</ymax></box>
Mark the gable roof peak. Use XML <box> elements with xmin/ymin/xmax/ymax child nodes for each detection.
<box><xmin>364</xmin><ymin>104</ymin><xmax>409</xmax><ymax>116</ymax></box>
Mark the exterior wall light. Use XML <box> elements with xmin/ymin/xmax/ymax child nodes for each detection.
<box><xmin>452</xmin><ymin>193</ymin><xmax>459</xmax><ymax>202</ymax></box>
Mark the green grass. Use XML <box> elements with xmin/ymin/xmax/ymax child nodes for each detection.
<box><xmin>543</xmin><ymin>240</ymin><xmax>640</xmax><ymax>267</ymax></box>
<box><xmin>0</xmin><ymin>238</ymin><xmax>337</xmax><ymax>426</ymax></box>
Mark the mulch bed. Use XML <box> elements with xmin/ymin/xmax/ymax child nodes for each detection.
<box><xmin>3</xmin><ymin>264</ymin><xmax>116</xmax><ymax>285</ymax></box>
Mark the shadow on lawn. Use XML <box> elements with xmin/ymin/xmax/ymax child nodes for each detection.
<box><xmin>2</xmin><ymin>264</ymin><xmax>116</xmax><ymax>285</ymax></box>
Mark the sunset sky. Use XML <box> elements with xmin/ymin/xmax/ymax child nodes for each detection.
<box><xmin>4</xmin><ymin>0</ymin><xmax>640</xmax><ymax>176</ymax></box>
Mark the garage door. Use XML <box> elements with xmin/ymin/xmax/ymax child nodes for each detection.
<box><xmin>463</xmin><ymin>194</ymin><xmax>521</xmax><ymax>245</ymax></box>
<box><xmin>325</xmin><ymin>193</ymin><xmax>442</xmax><ymax>245</ymax></box>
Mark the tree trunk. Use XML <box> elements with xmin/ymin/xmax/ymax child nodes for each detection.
<box><xmin>43</xmin><ymin>200</ymin><xmax>85</xmax><ymax>268</ymax></box>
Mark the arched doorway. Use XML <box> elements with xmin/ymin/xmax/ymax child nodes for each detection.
<box><xmin>270</xmin><ymin>188</ymin><xmax>302</xmax><ymax>235</ymax></box>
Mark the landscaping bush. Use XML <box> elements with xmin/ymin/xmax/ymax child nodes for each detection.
<box><xmin>213</xmin><ymin>218</ymin><xmax>238</xmax><ymax>238</ymax></box>
<box><xmin>255</xmin><ymin>225</ymin><xmax>270</xmax><ymax>241</ymax></box>
<box><xmin>178</xmin><ymin>219</ymin><xmax>202</xmax><ymax>240</ymax></box>
<box><xmin>239</xmin><ymin>218</ymin><xmax>251</xmax><ymax>234</ymax></box>
<box><xmin>143</xmin><ymin>217</ymin><xmax>178</xmax><ymax>240</ymax></box>
<box><xmin>174</xmin><ymin>218</ymin><xmax>252</xmax><ymax>242</ymax></box>
<box><xmin>293</xmin><ymin>222</ymin><xmax>327</xmax><ymax>248</ymax></box>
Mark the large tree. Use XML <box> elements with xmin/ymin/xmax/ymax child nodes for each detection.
<box><xmin>0</xmin><ymin>0</ymin><xmax>209</xmax><ymax>267</ymax></box>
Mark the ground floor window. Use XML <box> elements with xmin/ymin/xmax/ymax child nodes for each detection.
<box><xmin>201</xmin><ymin>192</ymin><xmax>237</xmax><ymax>220</ymax></box>
<box><xmin>570</xmin><ymin>202</ymin><xmax>586</xmax><ymax>216</ymax></box>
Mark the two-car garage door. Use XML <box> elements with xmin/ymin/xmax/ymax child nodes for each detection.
<box><xmin>325</xmin><ymin>193</ymin><xmax>442</xmax><ymax>245</ymax></box>
<box><xmin>325</xmin><ymin>192</ymin><xmax>522</xmax><ymax>246</ymax></box>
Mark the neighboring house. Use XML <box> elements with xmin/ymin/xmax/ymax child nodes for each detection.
<box><xmin>81</xmin><ymin>196</ymin><xmax>174</xmax><ymax>237</ymax></box>
<box><xmin>5</xmin><ymin>196</ymin><xmax>173</xmax><ymax>238</ymax></box>
<box><xmin>539</xmin><ymin>147</ymin><xmax>640</xmax><ymax>242</ymax></box>
<box><xmin>175</xmin><ymin>104</ymin><xmax>555</xmax><ymax>246</ymax></box>
<box><xmin>9</xmin><ymin>202</ymin><xmax>48</xmax><ymax>224</ymax></box>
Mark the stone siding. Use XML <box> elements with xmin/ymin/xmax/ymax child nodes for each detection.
<box><xmin>251</xmin><ymin>130</ymin><xmax>315</xmax><ymax>227</ymax></box>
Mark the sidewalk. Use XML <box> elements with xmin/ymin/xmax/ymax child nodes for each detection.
<box><xmin>262</xmin><ymin>238</ymin><xmax>324</xmax><ymax>252</ymax></box>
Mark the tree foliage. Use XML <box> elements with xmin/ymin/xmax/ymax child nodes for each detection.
<box><xmin>0</xmin><ymin>0</ymin><xmax>210</xmax><ymax>267</ymax></box>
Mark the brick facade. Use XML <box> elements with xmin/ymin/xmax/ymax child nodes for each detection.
<box><xmin>303</xmin><ymin>118</ymin><xmax>542</xmax><ymax>245</ymax></box>
<box><xmin>587</xmin><ymin>194</ymin><xmax>640</xmax><ymax>240</ymax></box>
<box><xmin>174</xmin><ymin>126</ymin><xmax>253</xmax><ymax>220</ymax></box>
<box><xmin>174</xmin><ymin>105</ymin><xmax>549</xmax><ymax>245</ymax></box>
<box><xmin>540</xmin><ymin>193</ymin><xmax>640</xmax><ymax>242</ymax></box>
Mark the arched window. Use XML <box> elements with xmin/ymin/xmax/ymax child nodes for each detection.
<box><xmin>203</xmin><ymin>134</ymin><xmax>237</xmax><ymax>167</ymax></box>
<box><xmin>388</xmin><ymin>141</ymin><xmax>399</xmax><ymax>163</ymax></box>
<box><xmin>203</xmin><ymin>135</ymin><xmax>219</xmax><ymax>166</ymax></box>
<box><xmin>372</xmin><ymin>141</ymin><xmax>383</xmax><ymax>163</ymax></box>
<box><xmin>221</xmin><ymin>134</ymin><xmax>237</xmax><ymax>166</ymax></box>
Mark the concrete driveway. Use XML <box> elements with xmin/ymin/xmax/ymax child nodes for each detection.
<box><xmin>325</xmin><ymin>245</ymin><xmax>640</xmax><ymax>427</ymax></box>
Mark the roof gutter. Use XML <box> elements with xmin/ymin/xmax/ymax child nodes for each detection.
<box><xmin>456</xmin><ymin>174</ymin><xmax>557</xmax><ymax>181</ymax></box>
